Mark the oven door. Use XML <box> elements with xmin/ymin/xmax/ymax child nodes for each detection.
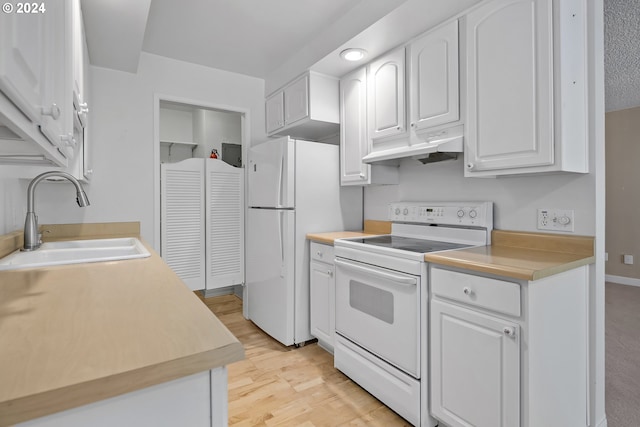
<box><xmin>335</xmin><ymin>257</ymin><xmax>420</xmax><ymax>378</ymax></box>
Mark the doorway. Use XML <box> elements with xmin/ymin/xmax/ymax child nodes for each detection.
<box><xmin>152</xmin><ymin>95</ymin><xmax>249</xmax><ymax>255</ymax></box>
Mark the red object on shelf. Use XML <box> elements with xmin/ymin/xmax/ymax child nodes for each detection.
<box><xmin>210</xmin><ymin>149</ymin><xmax>218</xmax><ymax>159</ymax></box>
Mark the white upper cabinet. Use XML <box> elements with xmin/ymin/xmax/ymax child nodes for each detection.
<box><xmin>284</xmin><ymin>75</ymin><xmax>309</xmax><ymax>126</ymax></box>
<box><xmin>0</xmin><ymin>0</ymin><xmax>81</xmax><ymax>167</ymax></box>
<box><xmin>367</xmin><ymin>47</ymin><xmax>406</xmax><ymax>144</ymax></box>
<box><xmin>40</xmin><ymin>0</ymin><xmax>74</xmax><ymax>157</ymax></box>
<box><xmin>360</xmin><ymin>21</ymin><xmax>464</xmax><ymax>164</ymax></box>
<box><xmin>339</xmin><ymin>67</ymin><xmax>399</xmax><ymax>186</ymax></box>
<box><xmin>0</xmin><ymin>11</ymin><xmax>47</xmax><ymax>124</ymax></box>
<box><xmin>265</xmin><ymin>71</ymin><xmax>339</xmax><ymax>141</ymax></box>
<box><xmin>464</xmin><ymin>0</ymin><xmax>587</xmax><ymax>177</ymax></box>
<box><xmin>340</xmin><ymin>67</ymin><xmax>369</xmax><ymax>185</ymax></box>
<box><xmin>409</xmin><ymin>19</ymin><xmax>460</xmax><ymax>133</ymax></box>
<box><xmin>66</xmin><ymin>0</ymin><xmax>92</xmax><ymax>182</ymax></box>
<box><xmin>265</xmin><ymin>91</ymin><xmax>285</xmax><ymax>134</ymax></box>
<box><xmin>72</xmin><ymin>0</ymin><xmax>89</xmax><ymax>124</ymax></box>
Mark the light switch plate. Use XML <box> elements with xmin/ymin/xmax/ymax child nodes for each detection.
<box><xmin>537</xmin><ymin>209</ymin><xmax>575</xmax><ymax>232</ymax></box>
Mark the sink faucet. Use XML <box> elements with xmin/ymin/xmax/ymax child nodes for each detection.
<box><xmin>23</xmin><ymin>171</ymin><xmax>90</xmax><ymax>251</ymax></box>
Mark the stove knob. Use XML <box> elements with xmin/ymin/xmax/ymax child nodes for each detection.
<box><xmin>457</xmin><ymin>209</ymin><xmax>465</xmax><ymax>218</ymax></box>
<box><xmin>469</xmin><ymin>209</ymin><xmax>477</xmax><ymax>219</ymax></box>
<box><xmin>395</xmin><ymin>208</ymin><xmax>401</xmax><ymax>215</ymax></box>
<box><xmin>403</xmin><ymin>208</ymin><xmax>409</xmax><ymax>215</ymax></box>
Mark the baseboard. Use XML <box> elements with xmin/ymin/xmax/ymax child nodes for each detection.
<box><xmin>203</xmin><ymin>286</ymin><xmax>235</xmax><ymax>298</ymax></box>
<box><xmin>595</xmin><ymin>415</ymin><xmax>608</xmax><ymax>427</ymax></box>
<box><xmin>605</xmin><ymin>274</ymin><xmax>640</xmax><ymax>287</ymax></box>
<box><xmin>233</xmin><ymin>284</ymin><xmax>243</xmax><ymax>299</ymax></box>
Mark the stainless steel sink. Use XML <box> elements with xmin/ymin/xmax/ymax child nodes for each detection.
<box><xmin>0</xmin><ymin>237</ymin><xmax>151</xmax><ymax>271</ymax></box>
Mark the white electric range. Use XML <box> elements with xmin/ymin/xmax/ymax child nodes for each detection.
<box><xmin>333</xmin><ymin>201</ymin><xmax>493</xmax><ymax>427</ymax></box>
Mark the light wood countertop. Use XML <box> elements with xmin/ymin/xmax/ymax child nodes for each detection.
<box><xmin>0</xmin><ymin>223</ymin><xmax>244</xmax><ymax>426</ymax></box>
<box><xmin>306</xmin><ymin>220</ymin><xmax>391</xmax><ymax>245</ymax></box>
<box><xmin>424</xmin><ymin>230</ymin><xmax>595</xmax><ymax>281</ymax></box>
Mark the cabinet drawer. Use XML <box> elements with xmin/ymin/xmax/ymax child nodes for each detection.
<box><xmin>431</xmin><ymin>267</ymin><xmax>521</xmax><ymax>317</ymax></box>
<box><xmin>310</xmin><ymin>241</ymin><xmax>334</xmax><ymax>263</ymax></box>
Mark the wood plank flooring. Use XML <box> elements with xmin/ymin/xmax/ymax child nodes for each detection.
<box><xmin>203</xmin><ymin>294</ymin><xmax>411</xmax><ymax>427</ymax></box>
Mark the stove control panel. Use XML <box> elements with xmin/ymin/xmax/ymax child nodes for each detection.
<box><xmin>389</xmin><ymin>202</ymin><xmax>493</xmax><ymax>228</ymax></box>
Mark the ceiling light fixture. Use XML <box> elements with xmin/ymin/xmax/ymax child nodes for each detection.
<box><xmin>340</xmin><ymin>48</ymin><xmax>367</xmax><ymax>62</ymax></box>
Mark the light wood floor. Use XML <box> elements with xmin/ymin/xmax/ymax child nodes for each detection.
<box><xmin>203</xmin><ymin>294</ymin><xmax>411</xmax><ymax>427</ymax></box>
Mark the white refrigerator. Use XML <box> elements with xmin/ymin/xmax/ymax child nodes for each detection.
<box><xmin>246</xmin><ymin>136</ymin><xmax>363</xmax><ymax>346</ymax></box>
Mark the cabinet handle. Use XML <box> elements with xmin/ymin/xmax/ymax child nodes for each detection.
<box><xmin>359</xmin><ymin>173</ymin><xmax>366</xmax><ymax>179</ymax></box>
<box><xmin>463</xmin><ymin>287</ymin><xmax>472</xmax><ymax>296</ymax></box>
<box><xmin>328</xmin><ymin>270</ymin><xmax>333</xmax><ymax>277</ymax></box>
<box><xmin>396</xmin><ymin>126</ymin><xmax>401</xmax><ymax>131</ymax></box>
<box><xmin>316</xmin><ymin>251</ymin><xmax>323</xmax><ymax>257</ymax></box>
<box><xmin>42</xmin><ymin>104</ymin><xmax>61</xmax><ymax>120</ymax></box>
<box><xmin>467</xmin><ymin>163</ymin><xmax>475</xmax><ymax>170</ymax></box>
<box><xmin>503</xmin><ymin>327</ymin><xmax>516</xmax><ymax>337</ymax></box>
<box><xmin>410</xmin><ymin>122</ymin><xmax>415</xmax><ymax>127</ymax></box>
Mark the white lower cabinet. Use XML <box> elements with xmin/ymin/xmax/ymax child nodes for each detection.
<box><xmin>431</xmin><ymin>300</ymin><xmax>520</xmax><ymax>427</ymax></box>
<box><xmin>16</xmin><ymin>368</ymin><xmax>228</xmax><ymax>427</ymax></box>
<box><xmin>310</xmin><ymin>242</ymin><xmax>335</xmax><ymax>352</ymax></box>
<box><xmin>429</xmin><ymin>265</ymin><xmax>589</xmax><ymax>427</ymax></box>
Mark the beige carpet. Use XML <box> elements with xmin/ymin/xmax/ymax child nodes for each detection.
<box><xmin>606</xmin><ymin>282</ymin><xmax>640</xmax><ymax>426</ymax></box>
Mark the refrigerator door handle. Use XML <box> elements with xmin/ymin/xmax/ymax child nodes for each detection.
<box><xmin>277</xmin><ymin>151</ymin><xmax>284</xmax><ymax>208</ymax></box>
<box><xmin>278</xmin><ymin>210</ymin><xmax>285</xmax><ymax>277</ymax></box>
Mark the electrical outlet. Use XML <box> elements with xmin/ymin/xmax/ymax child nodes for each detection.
<box><xmin>623</xmin><ymin>254</ymin><xmax>634</xmax><ymax>265</ymax></box>
<box><xmin>537</xmin><ymin>209</ymin><xmax>575</xmax><ymax>232</ymax></box>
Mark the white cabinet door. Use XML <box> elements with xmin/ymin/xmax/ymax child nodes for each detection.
<box><xmin>367</xmin><ymin>47</ymin><xmax>406</xmax><ymax>142</ymax></box>
<box><xmin>40</xmin><ymin>0</ymin><xmax>73</xmax><ymax>154</ymax></box>
<box><xmin>284</xmin><ymin>74</ymin><xmax>309</xmax><ymax>126</ymax></box>
<box><xmin>465</xmin><ymin>0</ymin><xmax>554</xmax><ymax>173</ymax></box>
<box><xmin>310</xmin><ymin>259</ymin><xmax>334</xmax><ymax>350</ymax></box>
<box><xmin>431</xmin><ymin>299</ymin><xmax>520</xmax><ymax>427</ymax></box>
<box><xmin>409</xmin><ymin>19</ymin><xmax>459</xmax><ymax>132</ymax></box>
<box><xmin>265</xmin><ymin>91</ymin><xmax>284</xmax><ymax>134</ymax></box>
<box><xmin>340</xmin><ymin>67</ymin><xmax>370</xmax><ymax>185</ymax></box>
<box><xmin>0</xmin><ymin>10</ymin><xmax>46</xmax><ymax>123</ymax></box>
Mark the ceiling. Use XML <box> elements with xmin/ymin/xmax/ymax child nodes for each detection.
<box><xmin>604</xmin><ymin>0</ymin><xmax>640</xmax><ymax>112</ymax></box>
<box><xmin>81</xmin><ymin>0</ymin><xmax>640</xmax><ymax>111</ymax></box>
<box><xmin>81</xmin><ymin>0</ymin><xmax>407</xmax><ymax>78</ymax></box>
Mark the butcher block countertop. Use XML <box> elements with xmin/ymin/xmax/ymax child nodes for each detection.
<box><xmin>306</xmin><ymin>220</ymin><xmax>391</xmax><ymax>245</ymax></box>
<box><xmin>0</xmin><ymin>223</ymin><xmax>244</xmax><ymax>426</ymax></box>
<box><xmin>425</xmin><ymin>230</ymin><xmax>595</xmax><ymax>281</ymax></box>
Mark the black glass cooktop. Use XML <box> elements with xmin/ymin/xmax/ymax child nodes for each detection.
<box><xmin>352</xmin><ymin>235</ymin><xmax>470</xmax><ymax>253</ymax></box>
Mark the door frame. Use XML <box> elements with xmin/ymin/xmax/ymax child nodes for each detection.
<box><xmin>152</xmin><ymin>93</ymin><xmax>250</xmax><ymax>256</ymax></box>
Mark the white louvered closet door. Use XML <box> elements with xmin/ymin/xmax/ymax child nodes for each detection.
<box><xmin>205</xmin><ymin>159</ymin><xmax>245</xmax><ymax>290</ymax></box>
<box><xmin>160</xmin><ymin>159</ymin><xmax>206</xmax><ymax>291</ymax></box>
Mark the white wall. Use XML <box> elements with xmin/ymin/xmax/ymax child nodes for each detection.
<box><xmin>159</xmin><ymin>107</ymin><xmax>194</xmax><ymax>143</ymax></box>
<box><xmin>193</xmin><ymin>109</ymin><xmax>242</xmax><ymax>159</ymax></box>
<box><xmin>0</xmin><ymin>176</ymin><xmax>24</xmax><ymax>234</ymax></box>
<box><xmin>365</xmin><ymin>157</ymin><xmax>596</xmax><ymax>235</ymax></box>
<box><xmin>26</xmin><ymin>52</ymin><xmax>265</xmax><ymax>247</ymax></box>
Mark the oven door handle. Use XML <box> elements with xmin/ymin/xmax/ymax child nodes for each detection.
<box><xmin>334</xmin><ymin>258</ymin><xmax>417</xmax><ymax>286</ymax></box>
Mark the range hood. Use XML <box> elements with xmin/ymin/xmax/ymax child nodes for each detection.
<box><xmin>362</xmin><ymin>125</ymin><xmax>463</xmax><ymax>164</ymax></box>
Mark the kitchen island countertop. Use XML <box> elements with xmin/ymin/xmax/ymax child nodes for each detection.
<box><xmin>0</xmin><ymin>223</ymin><xmax>244</xmax><ymax>426</ymax></box>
